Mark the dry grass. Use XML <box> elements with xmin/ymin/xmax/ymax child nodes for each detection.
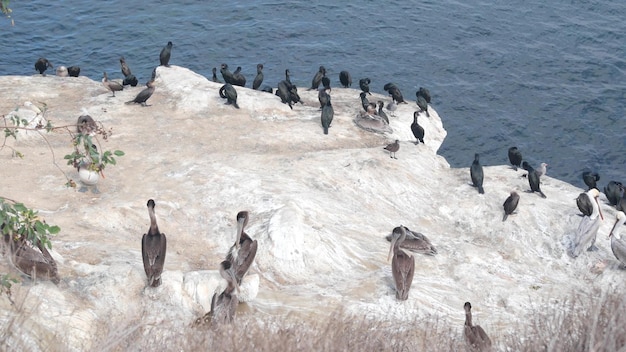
<box><xmin>1</xmin><ymin>288</ymin><xmax>625</xmax><ymax>351</ymax></box>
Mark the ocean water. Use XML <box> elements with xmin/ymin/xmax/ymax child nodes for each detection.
<box><xmin>0</xmin><ymin>0</ymin><xmax>624</xmax><ymax>188</ymax></box>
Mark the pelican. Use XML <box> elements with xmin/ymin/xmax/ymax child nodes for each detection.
<box><xmin>3</xmin><ymin>233</ymin><xmax>60</xmax><ymax>284</ymax></box>
<box><xmin>567</xmin><ymin>189</ymin><xmax>603</xmax><ymax>258</ymax></box>
<box><xmin>210</xmin><ymin>260</ymin><xmax>240</xmax><ymax>325</ymax></box>
<box><xmin>608</xmin><ymin>211</ymin><xmax>626</xmax><ymax>268</ymax></box>
<box><xmin>225</xmin><ymin>211</ymin><xmax>258</xmax><ymax>284</ymax></box>
<box><xmin>387</xmin><ymin>226</ymin><xmax>415</xmax><ymax>300</ymax></box>
<box><xmin>464</xmin><ymin>302</ymin><xmax>492</xmax><ymax>351</ymax></box>
<box><xmin>194</xmin><ymin>260</ymin><xmax>240</xmax><ymax>326</ymax></box>
<box><xmin>576</xmin><ymin>189</ymin><xmax>604</xmax><ymax>219</ymax></box>
<box><xmin>385</xmin><ymin>226</ymin><xmax>437</xmax><ymax>255</ymax></box>
<box><xmin>102</xmin><ymin>72</ymin><xmax>123</xmax><ymax>97</ymax></box>
<box><xmin>141</xmin><ymin>199</ymin><xmax>167</xmax><ymax>287</ymax></box>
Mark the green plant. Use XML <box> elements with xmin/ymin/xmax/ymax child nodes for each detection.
<box><xmin>0</xmin><ymin>273</ymin><xmax>18</xmax><ymax>304</ymax></box>
<box><xmin>64</xmin><ymin>132</ymin><xmax>125</xmax><ymax>177</ymax></box>
<box><xmin>0</xmin><ymin>197</ymin><xmax>60</xmax><ymax>250</ymax></box>
<box><xmin>1</xmin><ymin>104</ymin><xmax>124</xmax><ymax>188</ymax></box>
<box><xmin>1</xmin><ymin>197</ymin><xmax>60</xmax><ymax>292</ymax></box>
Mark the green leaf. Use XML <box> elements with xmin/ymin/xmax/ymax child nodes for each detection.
<box><xmin>114</xmin><ymin>150</ymin><xmax>125</xmax><ymax>156</ymax></box>
<box><xmin>48</xmin><ymin>226</ymin><xmax>61</xmax><ymax>234</ymax></box>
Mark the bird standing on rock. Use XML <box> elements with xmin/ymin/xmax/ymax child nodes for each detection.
<box><xmin>523</xmin><ymin>162</ymin><xmax>546</xmax><ymax>198</ymax></box>
<box><xmin>359</xmin><ymin>78</ymin><xmax>371</xmax><ymax>95</ymax></box>
<box><xmin>34</xmin><ymin>58</ymin><xmax>53</xmax><ymax>75</ymax></box>
<box><xmin>102</xmin><ymin>72</ymin><xmax>123</xmax><ymax>97</ymax></box>
<box><xmin>252</xmin><ymin>64</ymin><xmax>264</xmax><ymax>90</ymax></box>
<box><xmin>211</xmin><ymin>67</ymin><xmax>221</xmax><ymax>83</ymax></box>
<box><xmin>384</xmin><ymin>140</ymin><xmax>400</xmax><ymax>159</ymax></box>
<box><xmin>470</xmin><ymin>153</ymin><xmax>485</xmax><ymax>194</ymax></box>
<box><xmin>339</xmin><ymin>70</ymin><xmax>352</xmax><ymax>88</ymax></box>
<box><xmin>502</xmin><ymin>191</ymin><xmax>520</xmax><ymax>221</ymax></box>
<box><xmin>321</xmin><ymin>95</ymin><xmax>334</xmax><ymax>135</ymax></box>
<box><xmin>125</xmin><ymin>80</ymin><xmax>156</xmax><ymax>106</ymax></box>
<box><xmin>310</xmin><ymin>65</ymin><xmax>326</xmax><ymax>90</ymax></box>
<box><xmin>377</xmin><ymin>101</ymin><xmax>389</xmax><ymax>124</ymax></box>
<box><xmin>463</xmin><ymin>302</ymin><xmax>492</xmax><ymax>351</ymax></box>
<box><xmin>219</xmin><ymin>84</ymin><xmax>240</xmax><ymax>109</ymax></box>
<box><xmin>508</xmin><ymin>147</ymin><xmax>523</xmax><ymax>171</ymax></box>
<box><xmin>159</xmin><ymin>41</ymin><xmax>173</xmax><ymax>66</ymax></box>
<box><xmin>411</xmin><ymin>111</ymin><xmax>425</xmax><ymax>144</ymax></box>
<box><xmin>142</xmin><ymin>199</ymin><xmax>167</xmax><ymax>287</ymax></box>
<box><xmin>232</xmin><ymin>66</ymin><xmax>246</xmax><ymax>87</ymax></box>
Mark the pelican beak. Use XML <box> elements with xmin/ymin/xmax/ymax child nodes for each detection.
<box><xmin>388</xmin><ymin>234</ymin><xmax>398</xmax><ymax>262</ymax></box>
<box><xmin>594</xmin><ymin>196</ymin><xmax>604</xmax><ymax>220</ymax></box>
<box><xmin>609</xmin><ymin>218</ymin><xmax>620</xmax><ymax>239</ymax></box>
<box><xmin>229</xmin><ymin>270</ymin><xmax>241</xmax><ymax>294</ymax></box>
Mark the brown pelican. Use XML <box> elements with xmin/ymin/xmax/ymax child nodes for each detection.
<box><xmin>567</xmin><ymin>189</ymin><xmax>603</xmax><ymax>258</ymax></box>
<box><xmin>502</xmin><ymin>191</ymin><xmax>520</xmax><ymax>221</ymax></box>
<box><xmin>609</xmin><ymin>211</ymin><xmax>626</xmax><ymax>268</ymax></box>
<box><xmin>225</xmin><ymin>211</ymin><xmax>257</xmax><ymax>284</ymax></box>
<box><xmin>102</xmin><ymin>72</ymin><xmax>123</xmax><ymax>97</ymax></box>
<box><xmin>142</xmin><ymin>199</ymin><xmax>167</xmax><ymax>287</ymax></box>
<box><xmin>2</xmin><ymin>232</ymin><xmax>60</xmax><ymax>284</ymax></box>
<box><xmin>464</xmin><ymin>302</ymin><xmax>492</xmax><ymax>351</ymax></box>
<box><xmin>76</xmin><ymin>114</ymin><xmax>97</xmax><ymax>135</ymax></box>
<box><xmin>385</xmin><ymin>226</ymin><xmax>437</xmax><ymax>255</ymax></box>
<box><xmin>384</xmin><ymin>140</ymin><xmax>400</xmax><ymax>159</ymax></box>
<box><xmin>195</xmin><ymin>260</ymin><xmax>240</xmax><ymax>326</ymax></box>
<box><xmin>387</xmin><ymin>226</ymin><xmax>415</xmax><ymax>300</ymax></box>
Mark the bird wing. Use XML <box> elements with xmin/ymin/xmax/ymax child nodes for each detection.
<box><xmin>234</xmin><ymin>236</ymin><xmax>257</xmax><ymax>283</ymax></box>
<box><xmin>152</xmin><ymin>233</ymin><xmax>167</xmax><ymax>276</ymax></box>
<box><xmin>141</xmin><ymin>233</ymin><xmax>153</xmax><ymax>278</ymax></box>
<box><xmin>611</xmin><ymin>236</ymin><xmax>626</xmax><ymax>266</ymax></box>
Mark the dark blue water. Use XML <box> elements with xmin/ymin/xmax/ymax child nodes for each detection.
<box><xmin>1</xmin><ymin>0</ymin><xmax>624</xmax><ymax>188</ymax></box>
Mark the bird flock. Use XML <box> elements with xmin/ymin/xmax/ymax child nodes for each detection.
<box><xmin>29</xmin><ymin>41</ymin><xmax>626</xmax><ymax>347</ymax></box>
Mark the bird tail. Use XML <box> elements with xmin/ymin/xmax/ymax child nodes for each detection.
<box><xmin>426</xmin><ymin>110</ymin><xmax>430</xmax><ymax>117</ymax></box>
<box><xmin>478</xmin><ymin>186</ymin><xmax>485</xmax><ymax>194</ymax></box>
<box><xmin>125</xmin><ymin>101</ymin><xmax>134</xmax><ymax>105</ymax></box>
<box><xmin>502</xmin><ymin>213</ymin><xmax>508</xmax><ymax>222</ymax></box>
<box><xmin>323</xmin><ymin>127</ymin><xmax>328</xmax><ymax>135</ymax></box>
<box><xmin>539</xmin><ymin>191</ymin><xmax>547</xmax><ymax>198</ymax></box>
<box><xmin>233</xmin><ymin>102</ymin><xmax>240</xmax><ymax>109</ymax></box>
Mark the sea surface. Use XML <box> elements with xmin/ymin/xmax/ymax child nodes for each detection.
<box><xmin>0</xmin><ymin>0</ymin><xmax>624</xmax><ymax>188</ymax></box>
